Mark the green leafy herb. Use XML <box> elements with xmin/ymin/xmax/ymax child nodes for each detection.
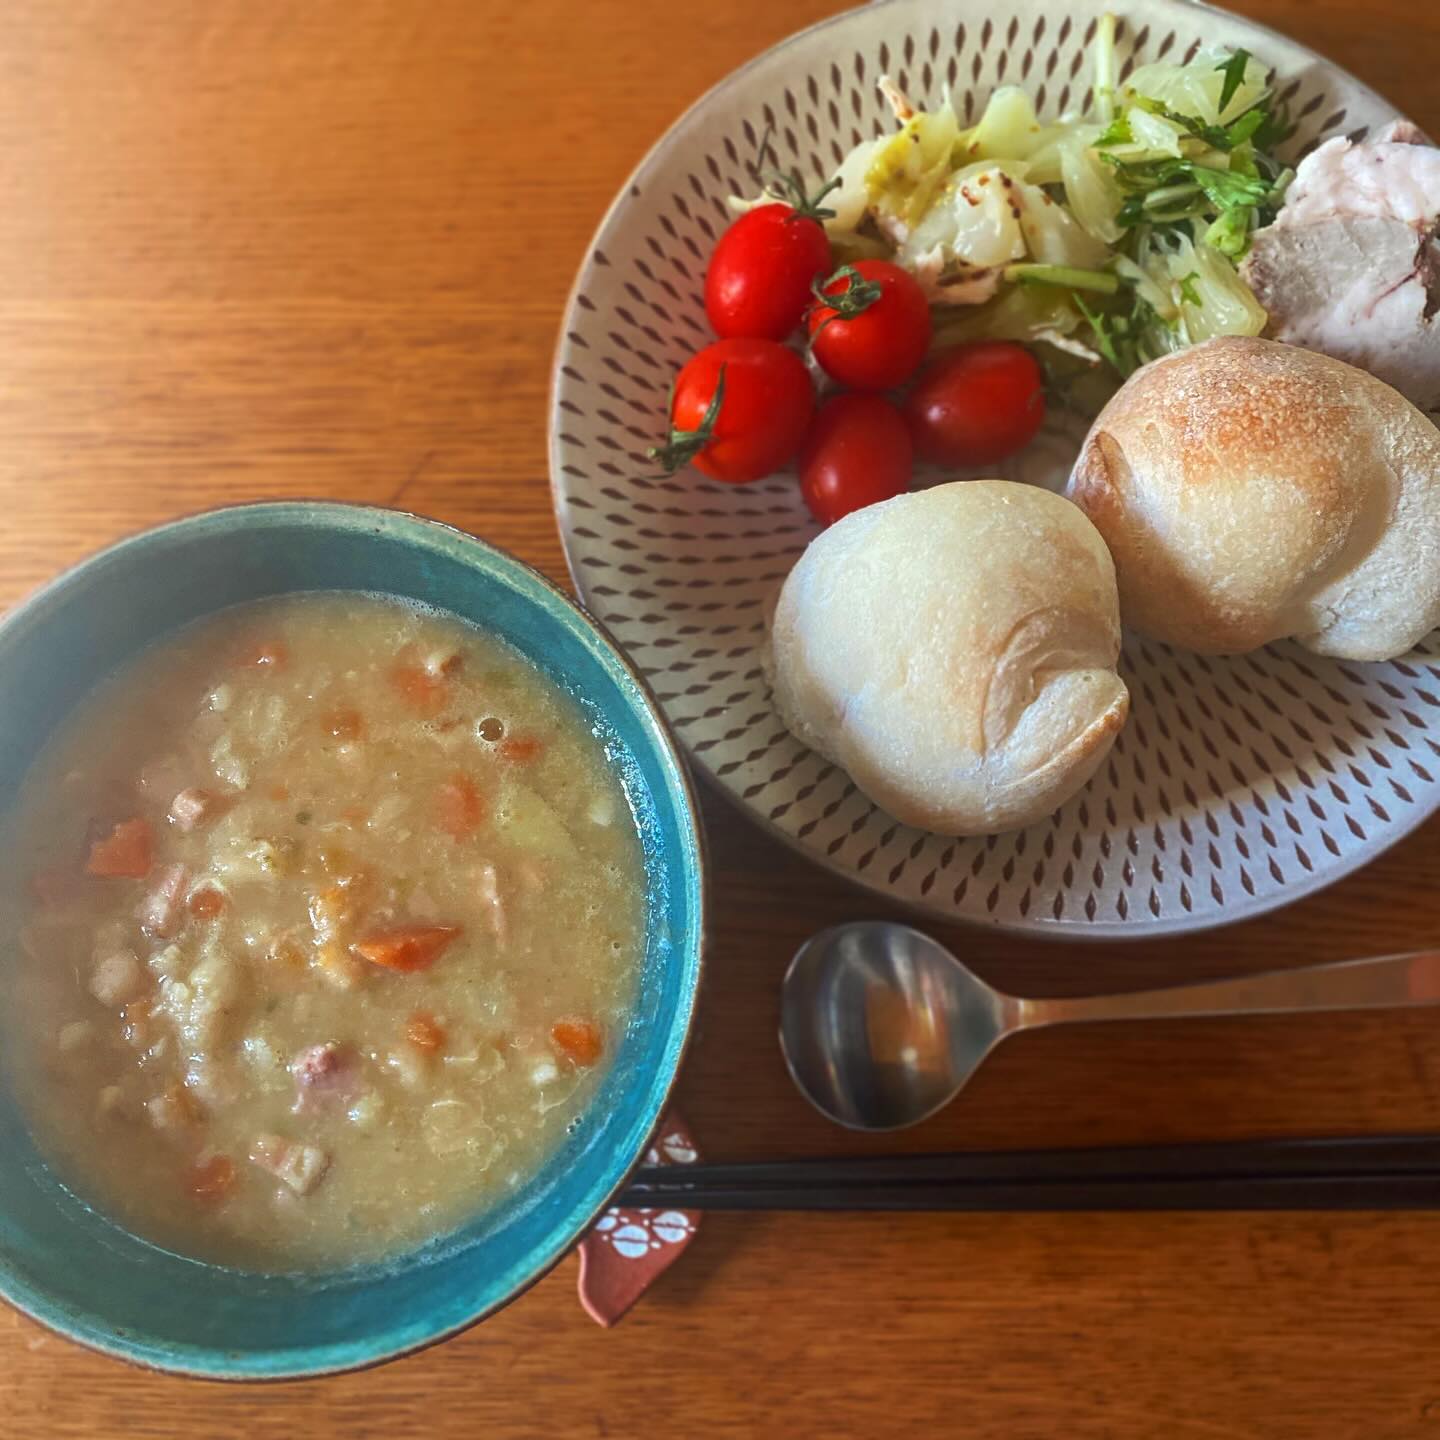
<box><xmin>1104</xmin><ymin>155</ymin><xmax>1273</xmax><ymax>210</ymax></box>
<box><xmin>1223</xmin><ymin>108</ymin><xmax>1266</xmax><ymax>148</ymax></box>
<box><xmin>1073</xmin><ymin>295</ymin><xmax>1126</xmax><ymax>373</ymax></box>
<box><xmin>1215</xmin><ymin>48</ymin><xmax>1252</xmax><ymax>114</ymax></box>
<box><xmin>1186</xmin><ymin>163</ymin><xmax>1272</xmax><ymax>211</ymax></box>
<box><xmin>1130</xmin><ymin>95</ymin><xmax>1230</xmax><ymax>151</ymax></box>
<box><xmin>1104</xmin><ymin>152</ymin><xmax>1283</xmax><ymax>255</ymax></box>
<box><xmin>1203</xmin><ymin>208</ymin><xmax>1252</xmax><ymax>257</ymax></box>
<box><xmin>1003</xmin><ymin>262</ymin><xmax>1121</xmax><ymax>295</ymax></box>
<box><xmin>1093</xmin><ymin>112</ymin><xmax>1133</xmax><ymax>147</ymax></box>
<box><xmin>1074</xmin><ymin>287</ymin><xmax>1179</xmax><ymax>379</ymax></box>
<box><xmin>1177</xmin><ymin>271</ymin><xmax>1203</xmax><ymax>307</ymax></box>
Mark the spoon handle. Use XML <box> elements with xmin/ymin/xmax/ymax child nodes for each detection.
<box><xmin>1020</xmin><ymin>950</ymin><xmax>1440</xmax><ymax>1030</ymax></box>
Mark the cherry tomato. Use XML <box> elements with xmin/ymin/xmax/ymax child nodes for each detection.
<box><xmin>903</xmin><ymin>341</ymin><xmax>1046</xmax><ymax>467</ymax></box>
<box><xmin>807</xmin><ymin>260</ymin><xmax>932</xmax><ymax>391</ymax></box>
<box><xmin>798</xmin><ymin>393</ymin><xmax>913</xmax><ymax>525</ymax></box>
<box><xmin>706</xmin><ymin>201</ymin><xmax>833</xmax><ymax>341</ymax></box>
<box><xmin>653</xmin><ymin>338</ymin><xmax>814</xmax><ymax>484</ymax></box>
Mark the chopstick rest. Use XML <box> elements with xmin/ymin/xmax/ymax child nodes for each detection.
<box><xmin>576</xmin><ymin>1109</ymin><xmax>701</xmax><ymax>1326</ymax></box>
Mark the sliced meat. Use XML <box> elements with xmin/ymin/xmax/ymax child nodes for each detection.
<box><xmin>90</xmin><ymin>949</ymin><xmax>143</xmax><ymax>1007</ymax></box>
<box><xmin>137</xmin><ymin>863</ymin><xmax>189</xmax><ymax>938</ymax></box>
<box><xmin>168</xmin><ymin>788</ymin><xmax>225</xmax><ymax>832</ymax></box>
<box><xmin>1242</xmin><ymin>131</ymin><xmax>1440</xmax><ymax>411</ymax></box>
<box><xmin>1275</xmin><ymin>132</ymin><xmax>1440</xmax><ymax>228</ymax></box>
<box><xmin>250</xmin><ymin>1134</ymin><xmax>330</xmax><ymax>1195</ymax></box>
<box><xmin>1378</xmin><ymin>119</ymin><xmax>1431</xmax><ymax>147</ymax></box>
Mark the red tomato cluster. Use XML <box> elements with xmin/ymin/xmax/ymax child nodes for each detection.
<box><xmin>649</xmin><ymin>179</ymin><xmax>1047</xmax><ymax>525</ymax></box>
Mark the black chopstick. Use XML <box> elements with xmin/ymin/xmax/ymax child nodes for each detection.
<box><xmin>615</xmin><ymin>1134</ymin><xmax>1440</xmax><ymax>1212</ymax></box>
<box><xmin>617</xmin><ymin>1172</ymin><xmax>1440</xmax><ymax>1212</ymax></box>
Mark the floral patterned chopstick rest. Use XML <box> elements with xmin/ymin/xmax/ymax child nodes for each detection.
<box><xmin>576</xmin><ymin>1111</ymin><xmax>699</xmax><ymax>1326</ymax></box>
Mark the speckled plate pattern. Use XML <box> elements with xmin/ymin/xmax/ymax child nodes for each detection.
<box><xmin>550</xmin><ymin>0</ymin><xmax>1440</xmax><ymax>939</ymax></box>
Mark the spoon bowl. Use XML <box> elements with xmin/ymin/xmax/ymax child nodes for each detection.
<box><xmin>780</xmin><ymin>923</ymin><xmax>1014</xmax><ymax>1132</ymax></box>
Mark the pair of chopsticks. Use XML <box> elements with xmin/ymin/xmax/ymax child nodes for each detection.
<box><xmin>617</xmin><ymin>1134</ymin><xmax>1440</xmax><ymax>1211</ymax></box>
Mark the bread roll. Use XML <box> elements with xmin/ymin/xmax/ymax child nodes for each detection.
<box><xmin>1067</xmin><ymin>336</ymin><xmax>1440</xmax><ymax>659</ymax></box>
<box><xmin>767</xmin><ymin>481</ymin><xmax>1128</xmax><ymax>836</ymax></box>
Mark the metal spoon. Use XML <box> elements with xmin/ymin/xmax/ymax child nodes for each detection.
<box><xmin>779</xmin><ymin>921</ymin><xmax>1440</xmax><ymax>1132</ymax></box>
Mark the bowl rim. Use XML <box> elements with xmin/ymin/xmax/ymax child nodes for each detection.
<box><xmin>0</xmin><ymin>498</ymin><xmax>708</xmax><ymax>1380</ymax></box>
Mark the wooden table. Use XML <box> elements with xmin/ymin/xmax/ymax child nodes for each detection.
<box><xmin>1</xmin><ymin>0</ymin><xmax>1438</xmax><ymax>1434</ymax></box>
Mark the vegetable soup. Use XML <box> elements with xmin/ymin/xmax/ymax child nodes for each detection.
<box><xmin>0</xmin><ymin>593</ymin><xmax>645</xmax><ymax>1269</ymax></box>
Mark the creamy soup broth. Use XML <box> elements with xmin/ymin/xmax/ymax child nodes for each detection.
<box><xmin>0</xmin><ymin>593</ymin><xmax>644</xmax><ymax>1269</ymax></box>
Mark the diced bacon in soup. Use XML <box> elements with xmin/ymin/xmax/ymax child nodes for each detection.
<box><xmin>137</xmin><ymin>864</ymin><xmax>189</xmax><ymax>938</ymax></box>
<box><xmin>289</xmin><ymin>1042</ymin><xmax>359</xmax><ymax>1109</ymax></box>
<box><xmin>250</xmin><ymin>1134</ymin><xmax>330</xmax><ymax>1196</ymax></box>
<box><xmin>169</xmin><ymin>788</ymin><xmax>224</xmax><ymax>832</ymax></box>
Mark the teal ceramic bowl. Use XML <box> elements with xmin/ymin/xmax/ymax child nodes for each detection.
<box><xmin>0</xmin><ymin>502</ymin><xmax>705</xmax><ymax>1379</ymax></box>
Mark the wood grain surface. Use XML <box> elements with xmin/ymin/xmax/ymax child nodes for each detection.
<box><xmin>1</xmin><ymin>1</ymin><xmax>1438</xmax><ymax>1435</ymax></box>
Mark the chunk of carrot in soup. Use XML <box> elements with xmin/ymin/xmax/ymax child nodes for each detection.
<box><xmin>353</xmin><ymin>925</ymin><xmax>461</xmax><ymax>973</ymax></box>
<box><xmin>435</xmin><ymin>773</ymin><xmax>485</xmax><ymax>840</ymax></box>
<box><xmin>389</xmin><ymin>662</ymin><xmax>447</xmax><ymax>717</ymax></box>
<box><xmin>188</xmin><ymin>1154</ymin><xmax>236</xmax><ymax>1204</ymax></box>
<box><xmin>188</xmin><ymin>884</ymin><xmax>227</xmax><ymax>919</ymax></box>
<box><xmin>86</xmin><ymin>818</ymin><xmax>154</xmax><ymax>879</ymax></box>
<box><xmin>499</xmin><ymin>736</ymin><xmax>544</xmax><ymax>764</ymax></box>
<box><xmin>406</xmin><ymin>1012</ymin><xmax>446</xmax><ymax>1052</ymax></box>
<box><xmin>321</xmin><ymin>708</ymin><xmax>365</xmax><ymax>741</ymax></box>
<box><xmin>240</xmin><ymin>640</ymin><xmax>289</xmax><ymax>670</ymax></box>
<box><xmin>550</xmin><ymin>1018</ymin><xmax>604</xmax><ymax>1068</ymax></box>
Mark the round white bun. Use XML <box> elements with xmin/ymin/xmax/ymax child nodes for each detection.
<box><xmin>767</xmin><ymin>480</ymin><xmax>1129</xmax><ymax>837</ymax></box>
<box><xmin>1067</xmin><ymin>336</ymin><xmax>1440</xmax><ymax>660</ymax></box>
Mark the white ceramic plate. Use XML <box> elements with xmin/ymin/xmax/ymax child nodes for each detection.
<box><xmin>550</xmin><ymin>0</ymin><xmax>1440</xmax><ymax>939</ymax></box>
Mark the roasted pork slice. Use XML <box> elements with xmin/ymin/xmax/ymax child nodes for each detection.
<box><xmin>1241</xmin><ymin>127</ymin><xmax>1440</xmax><ymax>412</ymax></box>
